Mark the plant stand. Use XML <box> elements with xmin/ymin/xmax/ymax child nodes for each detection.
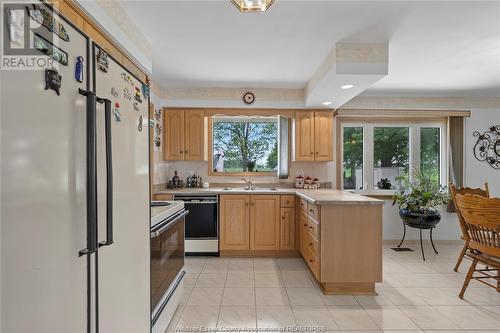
<box><xmin>397</xmin><ymin>220</ymin><xmax>438</xmax><ymax>261</ymax></box>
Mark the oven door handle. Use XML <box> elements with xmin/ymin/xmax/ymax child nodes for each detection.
<box><xmin>151</xmin><ymin>210</ymin><xmax>189</xmax><ymax>238</ymax></box>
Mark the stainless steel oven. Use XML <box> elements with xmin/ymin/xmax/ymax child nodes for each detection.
<box><xmin>150</xmin><ymin>208</ymin><xmax>188</xmax><ymax>324</ymax></box>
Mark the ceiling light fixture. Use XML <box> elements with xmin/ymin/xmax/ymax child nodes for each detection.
<box><xmin>230</xmin><ymin>0</ymin><xmax>275</xmax><ymax>12</ymax></box>
<box><xmin>322</xmin><ymin>101</ymin><xmax>332</xmax><ymax>106</ymax></box>
<box><xmin>341</xmin><ymin>84</ymin><xmax>354</xmax><ymax>90</ymax></box>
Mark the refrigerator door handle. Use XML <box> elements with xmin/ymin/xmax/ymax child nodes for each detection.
<box><xmin>78</xmin><ymin>88</ymin><xmax>98</xmax><ymax>256</ymax></box>
<box><xmin>97</xmin><ymin>97</ymin><xmax>114</xmax><ymax>248</ymax></box>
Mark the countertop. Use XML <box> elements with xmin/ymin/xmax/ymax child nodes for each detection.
<box><xmin>154</xmin><ymin>188</ymin><xmax>384</xmax><ymax>205</ymax></box>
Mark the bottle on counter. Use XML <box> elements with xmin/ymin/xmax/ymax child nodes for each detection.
<box><xmin>172</xmin><ymin>170</ymin><xmax>180</xmax><ymax>186</ymax></box>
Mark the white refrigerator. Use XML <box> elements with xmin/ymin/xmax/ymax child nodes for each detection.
<box><xmin>1</xmin><ymin>3</ymin><xmax>150</xmax><ymax>333</ymax></box>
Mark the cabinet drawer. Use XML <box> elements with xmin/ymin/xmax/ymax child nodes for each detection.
<box><xmin>304</xmin><ymin>246</ymin><xmax>320</xmax><ymax>280</ymax></box>
<box><xmin>299</xmin><ymin>198</ymin><xmax>308</xmax><ymax>212</ymax></box>
<box><xmin>307</xmin><ymin>202</ymin><xmax>320</xmax><ymax>221</ymax></box>
<box><xmin>305</xmin><ymin>231</ymin><xmax>320</xmax><ymax>258</ymax></box>
<box><xmin>307</xmin><ymin>215</ymin><xmax>320</xmax><ymax>240</ymax></box>
<box><xmin>280</xmin><ymin>195</ymin><xmax>296</xmax><ymax>208</ymax></box>
<box><xmin>153</xmin><ymin>194</ymin><xmax>173</xmax><ymax>201</ymax></box>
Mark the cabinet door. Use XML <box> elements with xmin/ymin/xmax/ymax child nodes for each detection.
<box><xmin>280</xmin><ymin>207</ymin><xmax>296</xmax><ymax>250</ymax></box>
<box><xmin>299</xmin><ymin>211</ymin><xmax>309</xmax><ymax>257</ymax></box>
<box><xmin>220</xmin><ymin>195</ymin><xmax>250</xmax><ymax>251</ymax></box>
<box><xmin>184</xmin><ymin>110</ymin><xmax>205</xmax><ymax>160</ymax></box>
<box><xmin>163</xmin><ymin>109</ymin><xmax>185</xmax><ymax>160</ymax></box>
<box><xmin>295</xmin><ymin>111</ymin><xmax>315</xmax><ymax>161</ymax></box>
<box><xmin>314</xmin><ymin>111</ymin><xmax>333</xmax><ymax>161</ymax></box>
<box><xmin>250</xmin><ymin>195</ymin><xmax>280</xmax><ymax>250</ymax></box>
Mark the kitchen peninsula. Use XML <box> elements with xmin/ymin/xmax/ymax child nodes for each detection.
<box><xmin>154</xmin><ymin>188</ymin><xmax>383</xmax><ymax>295</ymax></box>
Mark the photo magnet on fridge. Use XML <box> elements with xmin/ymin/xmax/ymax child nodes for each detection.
<box><xmin>111</xmin><ymin>88</ymin><xmax>119</xmax><ymax>98</ymax></box>
<box><xmin>97</xmin><ymin>49</ymin><xmax>109</xmax><ymax>73</ymax></box>
<box><xmin>74</xmin><ymin>56</ymin><xmax>84</xmax><ymax>82</ymax></box>
<box><xmin>27</xmin><ymin>5</ymin><xmax>70</xmax><ymax>42</ymax></box>
<box><xmin>34</xmin><ymin>33</ymin><xmax>68</xmax><ymax>66</ymax></box>
<box><xmin>133</xmin><ymin>102</ymin><xmax>139</xmax><ymax>111</ymax></box>
<box><xmin>134</xmin><ymin>87</ymin><xmax>142</xmax><ymax>102</ymax></box>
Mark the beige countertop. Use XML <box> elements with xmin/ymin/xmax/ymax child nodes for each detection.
<box><xmin>154</xmin><ymin>187</ymin><xmax>384</xmax><ymax>205</ymax></box>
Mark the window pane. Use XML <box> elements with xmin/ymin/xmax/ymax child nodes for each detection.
<box><xmin>373</xmin><ymin>127</ymin><xmax>409</xmax><ymax>190</ymax></box>
<box><xmin>212</xmin><ymin>116</ymin><xmax>278</xmax><ymax>173</ymax></box>
<box><xmin>421</xmin><ymin>127</ymin><xmax>440</xmax><ymax>183</ymax></box>
<box><xmin>343</xmin><ymin>127</ymin><xmax>363</xmax><ymax>190</ymax></box>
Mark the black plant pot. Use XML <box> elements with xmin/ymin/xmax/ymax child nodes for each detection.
<box><xmin>399</xmin><ymin>208</ymin><xmax>441</xmax><ymax>229</ymax></box>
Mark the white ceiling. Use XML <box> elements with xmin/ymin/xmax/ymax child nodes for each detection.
<box><xmin>120</xmin><ymin>0</ymin><xmax>500</xmax><ymax>96</ymax></box>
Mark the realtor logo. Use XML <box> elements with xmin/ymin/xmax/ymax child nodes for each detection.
<box><xmin>1</xmin><ymin>1</ymin><xmax>58</xmax><ymax>70</ymax></box>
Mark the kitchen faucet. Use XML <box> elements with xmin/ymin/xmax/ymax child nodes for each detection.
<box><xmin>241</xmin><ymin>177</ymin><xmax>255</xmax><ymax>190</ymax></box>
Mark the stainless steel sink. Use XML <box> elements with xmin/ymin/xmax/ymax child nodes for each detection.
<box><xmin>222</xmin><ymin>187</ymin><xmax>278</xmax><ymax>191</ymax></box>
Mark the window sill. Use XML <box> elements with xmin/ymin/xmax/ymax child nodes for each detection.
<box><xmin>349</xmin><ymin>190</ymin><xmax>396</xmax><ymax>199</ymax></box>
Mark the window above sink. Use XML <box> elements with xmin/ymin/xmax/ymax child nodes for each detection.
<box><xmin>209</xmin><ymin>115</ymin><xmax>285</xmax><ymax>176</ymax></box>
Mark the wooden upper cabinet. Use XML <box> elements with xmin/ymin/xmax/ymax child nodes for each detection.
<box><xmin>280</xmin><ymin>207</ymin><xmax>296</xmax><ymax>250</ymax></box>
<box><xmin>184</xmin><ymin>110</ymin><xmax>205</xmax><ymax>160</ymax></box>
<box><xmin>220</xmin><ymin>195</ymin><xmax>250</xmax><ymax>251</ymax></box>
<box><xmin>314</xmin><ymin>111</ymin><xmax>333</xmax><ymax>161</ymax></box>
<box><xmin>294</xmin><ymin>111</ymin><xmax>333</xmax><ymax>161</ymax></box>
<box><xmin>250</xmin><ymin>195</ymin><xmax>280</xmax><ymax>251</ymax></box>
<box><xmin>163</xmin><ymin>109</ymin><xmax>185</xmax><ymax>160</ymax></box>
<box><xmin>295</xmin><ymin>111</ymin><xmax>316</xmax><ymax>161</ymax></box>
<box><xmin>163</xmin><ymin>109</ymin><xmax>205</xmax><ymax>161</ymax></box>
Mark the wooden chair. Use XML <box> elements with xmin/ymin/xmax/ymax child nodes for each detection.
<box><xmin>454</xmin><ymin>193</ymin><xmax>500</xmax><ymax>298</ymax></box>
<box><xmin>450</xmin><ymin>183</ymin><xmax>490</xmax><ymax>272</ymax></box>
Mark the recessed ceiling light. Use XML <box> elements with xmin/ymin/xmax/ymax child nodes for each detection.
<box><xmin>322</xmin><ymin>101</ymin><xmax>332</xmax><ymax>106</ymax></box>
<box><xmin>231</xmin><ymin>0</ymin><xmax>275</xmax><ymax>12</ymax></box>
<box><xmin>341</xmin><ymin>84</ymin><xmax>354</xmax><ymax>90</ymax></box>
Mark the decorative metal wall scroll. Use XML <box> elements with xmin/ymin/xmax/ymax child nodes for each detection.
<box><xmin>473</xmin><ymin>125</ymin><xmax>500</xmax><ymax>169</ymax></box>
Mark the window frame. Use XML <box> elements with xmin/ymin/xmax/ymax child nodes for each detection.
<box><xmin>339</xmin><ymin>118</ymin><xmax>447</xmax><ymax>194</ymax></box>
<box><xmin>207</xmin><ymin>115</ymin><xmax>282</xmax><ymax>176</ymax></box>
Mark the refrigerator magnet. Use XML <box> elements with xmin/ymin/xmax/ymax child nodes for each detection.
<box><xmin>111</xmin><ymin>87</ymin><xmax>119</xmax><ymax>98</ymax></box>
<box><xmin>123</xmin><ymin>88</ymin><xmax>132</xmax><ymax>101</ymax></box>
<box><xmin>34</xmin><ymin>33</ymin><xmax>68</xmax><ymax>66</ymax></box>
<box><xmin>113</xmin><ymin>102</ymin><xmax>121</xmax><ymax>122</ymax></box>
<box><xmin>97</xmin><ymin>49</ymin><xmax>109</xmax><ymax>73</ymax></box>
<box><xmin>45</xmin><ymin>68</ymin><xmax>62</xmax><ymax>95</ymax></box>
<box><xmin>134</xmin><ymin>87</ymin><xmax>142</xmax><ymax>102</ymax></box>
<box><xmin>27</xmin><ymin>5</ymin><xmax>70</xmax><ymax>42</ymax></box>
<box><xmin>137</xmin><ymin>115</ymin><xmax>143</xmax><ymax>132</ymax></box>
<box><xmin>133</xmin><ymin>102</ymin><xmax>139</xmax><ymax>111</ymax></box>
<box><xmin>121</xmin><ymin>73</ymin><xmax>133</xmax><ymax>86</ymax></box>
<box><xmin>74</xmin><ymin>56</ymin><xmax>84</xmax><ymax>82</ymax></box>
<box><xmin>141</xmin><ymin>84</ymin><xmax>150</xmax><ymax>99</ymax></box>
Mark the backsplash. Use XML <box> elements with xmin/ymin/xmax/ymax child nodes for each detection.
<box><xmin>152</xmin><ymin>160</ymin><xmax>336</xmax><ymax>187</ymax></box>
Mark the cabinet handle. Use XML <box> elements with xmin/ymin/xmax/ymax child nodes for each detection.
<box><xmin>309</xmin><ymin>226</ymin><xmax>313</xmax><ymax>229</ymax></box>
<box><xmin>282</xmin><ymin>216</ymin><xmax>285</xmax><ymax>220</ymax></box>
<box><xmin>310</xmin><ymin>152</ymin><xmax>313</xmax><ymax>155</ymax></box>
<box><xmin>303</xmin><ymin>224</ymin><xmax>307</xmax><ymax>227</ymax></box>
<box><xmin>309</xmin><ymin>242</ymin><xmax>313</xmax><ymax>246</ymax></box>
<box><xmin>245</xmin><ymin>203</ymin><xmax>249</xmax><ymax>206</ymax></box>
<box><xmin>185</xmin><ymin>150</ymin><xmax>188</xmax><ymax>154</ymax></box>
<box><xmin>309</xmin><ymin>209</ymin><xmax>314</xmax><ymax>212</ymax></box>
<box><xmin>309</xmin><ymin>259</ymin><xmax>314</xmax><ymax>263</ymax></box>
<box><xmin>180</xmin><ymin>150</ymin><xmax>183</xmax><ymax>154</ymax></box>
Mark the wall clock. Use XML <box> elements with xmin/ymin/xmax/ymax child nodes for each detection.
<box><xmin>243</xmin><ymin>92</ymin><xmax>255</xmax><ymax>105</ymax></box>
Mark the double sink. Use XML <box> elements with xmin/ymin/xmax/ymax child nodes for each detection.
<box><xmin>223</xmin><ymin>187</ymin><xmax>279</xmax><ymax>191</ymax></box>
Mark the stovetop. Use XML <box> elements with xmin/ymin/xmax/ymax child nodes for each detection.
<box><xmin>150</xmin><ymin>200</ymin><xmax>184</xmax><ymax>228</ymax></box>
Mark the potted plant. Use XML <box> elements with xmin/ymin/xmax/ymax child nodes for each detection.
<box><xmin>377</xmin><ymin>178</ymin><xmax>392</xmax><ymax>190</ymax></box>
<box><xmin>393</xmin><ymin>169</ymin><xmax>449</xmax><ymax>228</ymax></box>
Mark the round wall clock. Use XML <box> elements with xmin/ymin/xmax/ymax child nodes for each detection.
<box><xmin>243</xmin><ymin>92</ymin><xmax>255</xmax><ymax>105</ymax></box>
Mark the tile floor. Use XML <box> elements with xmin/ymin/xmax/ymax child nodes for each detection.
<box><xmin>167</xmin><ymin>242</ymin><xmax>500</xmax><ymax>333</ymax></box>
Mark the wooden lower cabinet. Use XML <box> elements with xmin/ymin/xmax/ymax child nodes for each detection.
<box><xmin>220</xmin><ymin>195</ymin><xmax>250</xmax><ymax>251</ymax></box>
<box><xmin>250</xmin><ymin>195</ymin><xmax>280</xmax><ymax>250</ymax></box>
<box><xmin>280</xmin><ymin>207</ymin><xmax>295</xmax><ymax>250</ymax></box>
<box><xmin>220</xmin><ymin>194</ymin><xmax>296</xmax><ymax>254</ymax></box>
